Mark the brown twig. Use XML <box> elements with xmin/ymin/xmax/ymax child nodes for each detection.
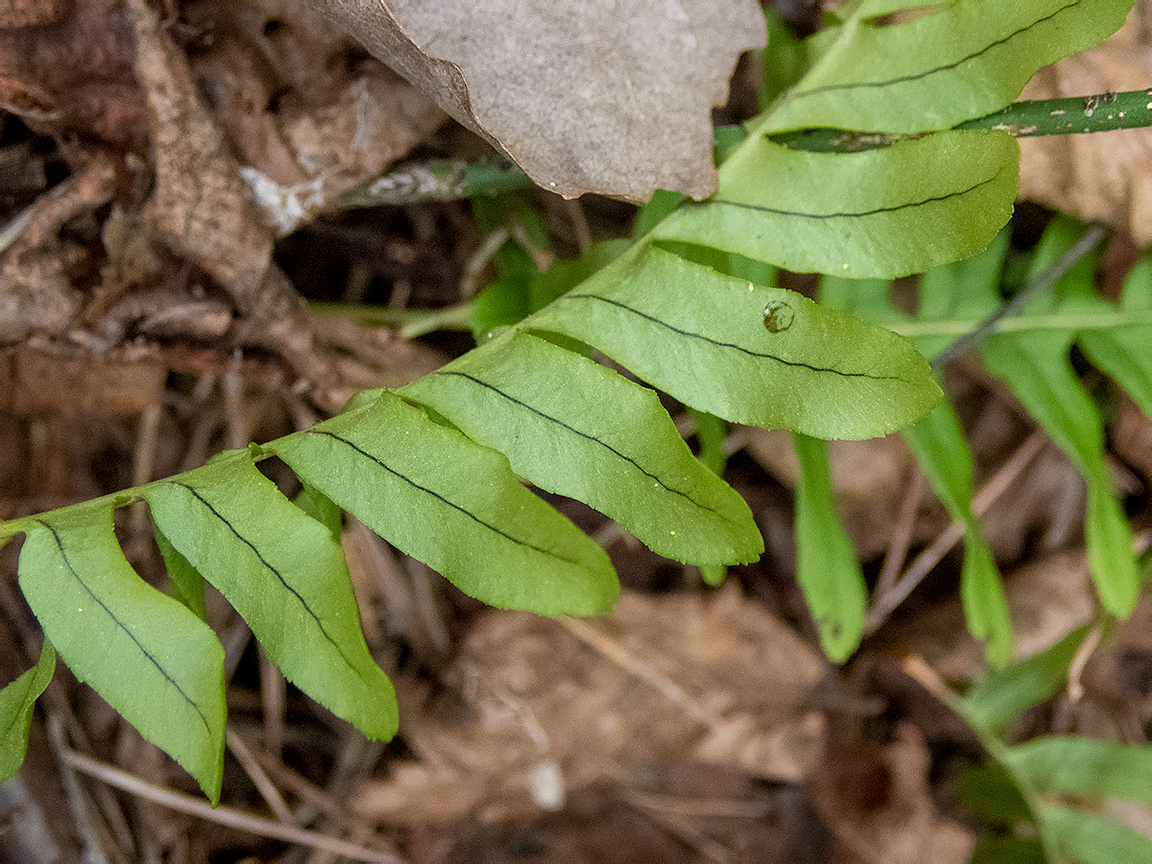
<box><xmin>55</xmin><ymin>746</ymin><xmax>405</xmax><ymax>864</ymax></box>
<box><xmin>865</xmin><ymin>429</ymin><xmax>1047</xmax><ymax>634</ymax></box>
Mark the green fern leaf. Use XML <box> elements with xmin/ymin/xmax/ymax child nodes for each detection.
<box><xmin>654</xmin><ymin>130</ymin><xmax>1019</xmax><ymax>279</ymax></box>
<box><xmin>154</xmin><ymin>523</ymin><xmax>207</xmax><ymax>621</ymax></box>
<box><xmin>271</xmin><ymin>391</ymin><xmax>618</xmax><ymax>616</ymax></box>
<box><xmin>793</xmin><ymin>433</ymin><xmax>867</xmax><ymax>660</ymax></box>
<box><xmin>533</xmin><ymin>245</ymin><xmax>942</xmax><ymax>438</ymax></box>
<box><xmin>1039</xmin><ymin>804</ymin><xmax>1152</xmax><ymax>864</ymax></box>
<box><xmin>762</xmin><ymin>0</ymin><xmax>1134</xmax><ymax>134</ymax></box>
<box><xmin>978</xmin><ymin>220</ymin><xmax>1139</xmax><ymax>616</ymax></box>
<box><xmin>1078</xmin><ymin>256</ymin><xmax>1152</xmax><ymax>416</ymax></box>
<box><xmin>0</xmin><ymin>640</ymin><xmax>55</xmax><ymax>782</ymax></box>
<box><xmin>18</xmin><ymin>510</ymin><xmax>226</xmax><ymax>802</ymax></box>
<box><xmin>145</xmin><ymin>457</ymin><xmax>397</xmax><ymax>741</ymax></box>
<box><xmin>905</xmin><ymin>402</ymin><xmax>1013</xmax><ymax>666</ymax></box>
<box><xmin>401</xmin><ymin>331</ymin><xmax>762</xmax><ymax>565</ymax></box>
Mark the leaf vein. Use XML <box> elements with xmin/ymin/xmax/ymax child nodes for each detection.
<box><xmin>557</xmin><ymin>295</ymin><xmax>908</xmax><ymax>382</ymax></box>
<box><xmin>710</xmin><ymin>170</ymin><xmax>1001</xmax><ymax>220</ymax></box>
<box><xmin>172</xmin><ymin>483</ymin><xmax>358</xmax><ymax>672</ymax></box>
<box><xmin>789</xmin><ymin>0</ymin><xmax>1079</xmax><ymax>99</ymax></box>
<box><xmin>308</xmin><ymin>430</ymin><xmax>586</xmax><ymax>566</ymax></box>
<box><xmin>432</xmin><ymin>370</ymin><xmax>726</xmax><ymax>518</ymax></box>
<box><xmin>35</xmin><ymin>519</ymin><xmax>211</xmax><ymax>734</ymax></box>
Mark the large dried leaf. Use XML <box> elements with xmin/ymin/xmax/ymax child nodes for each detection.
<box><xmin>350</xmin><ymin>586</ymin><xmax>826</xmax><ymax>823</ymax></box>
<box><xmin>1018</xmin><ymin>3</ymin><xmax>1152</xmax><ymax>244</ymax></box>
<box><xmin>300</xmin><ymin>0</ymin><xmax>766</xmax><ymax>200</ymax></box>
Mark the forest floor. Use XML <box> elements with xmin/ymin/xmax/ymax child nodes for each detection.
<box><xmin>1</xmin><ymin>2</ymin><xmax>1151</xmax><ymax>862</ymax></box>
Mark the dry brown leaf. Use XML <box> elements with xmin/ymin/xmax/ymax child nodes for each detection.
<box><xmin>0</xmin><ymin>155</ymin><xmax>115</xmax><ymax>344</ymax></box>
<box><xmin>353</xmin><ymin>585</ymin><xmax>825</xmax><ymax>824</ymax></box>
<box><xmin>181</xmin><ymin>0</ymin><xmax>445</xmax><ymax>234</ymax></box>
<box><xmin>1019</xmin><ymin>4</ymin><xmax>1152</xmax><ymax>244</ymax></box>
<box><xmin>812</xmin><ymin>724</ymin><xmax>973</xmax><ymax>864</ymax></box>
<box><xmin>125</xmin><ymin>0</ymin><xmax>338</xmax><ymax>396</ymax></box>
<box><xmin>300</xmin><ymin>0</ymin><xmax>766</xmax><ymax>200</ymax></box>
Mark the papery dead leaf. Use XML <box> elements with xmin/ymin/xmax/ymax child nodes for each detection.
<box><xmin>812</xmin><ymin>724</ymin><xmax>973</xmax><ymax>864</ymax></box>
<box><xmin>125</xmin><ymin>0</ymin><xmax>336</xmax><ymax>395</ymax></box>
<box><xmin>299</xmin><ymin>0</ymin><xmax>766</xmax><ymax>200</ymax></box>
<box><xmin>352</xmin><ymin>585</ymin><xmax>825</xmax><ymax>824</ymax></box>
<box><xmin>1019</xmin><ymin>5</ymin><xmax>1152</xmax><ymax>244</ymax></box>
<box><xmin>180</xmin><ymin>0</ymin><xmax>445</xmax><ymax>234</ymax></box>
<box><xmin>0</xmin><ymin>156</ymin><xmax>115</xmax><ymax>344</ymax></box>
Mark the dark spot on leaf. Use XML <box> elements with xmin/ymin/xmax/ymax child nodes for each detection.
<box><xmin>763</xmin><ymin>300</ymin><xmax>794</xmax><ymax>333</ymax></box>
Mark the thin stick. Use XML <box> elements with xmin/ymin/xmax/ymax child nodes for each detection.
<box><xmin>459</xmin><ymin>227</ymin><xmax>509</xmax><ymax>299</ymax></box>
<box><xmin>561</xmin><ymin>616</ymin><xmax>715</xmax><ymax>726</ymax></box>
<box><xmin>622</xmin><ymin>788</ymin><xmax>731</xmax><ymax>863</ymax></box>
<box><xmin>873</xmin><ymin>469</ymin><xmax>925</xmax><ymax>601</ymax></box>
<box><xmin>129</xmin><ymin>401</ymin><xmax>164</xmax><ymax>541</ymax></box>
<box><xmin>238</xmin><ymin>737</ymin><xmax>364</xmax><ymax>831</ymax></box>
<box><xmin>930</xmin><ymin>223</ymin><xmax>1107</xmax><ymax>371</ymax></box>
<box><xmin>56</xmin><ymin>747</ymin><xmax>405</xmax><ymax>864</ymax></box>
<box><xmin>46</xmin><ymin>715</ymin><xmax>121</xmax><ymax>861</ymax></box>
<box><xmin>225</xmin><ymin>729</ymin><xmax>293</xmax><ymax>824</ymax></box>
<box><xmin>563</xmin><ymin>198</ymin><xmax>593</xmax><ymax>256</ymax></box>
<box><xmin>259</xmin><ymin>644</ymin><xmax>286</xmax><ymax>760</ymax></box>
<box><xmin>1066</xmin><ymin>620</ymin><xmax>1105</xmax><ymax>704</ymax></box>
<box><xmin>865</xmin><ymin>429</ymin><xmax>1047</xmax><ymax>634</ymax></box>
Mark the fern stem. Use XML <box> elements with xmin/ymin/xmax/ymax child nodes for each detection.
<box><xmin>335</xmin><ymin>91</ymin><xmax>1152</xmax><ymax>208</ymax></box>
<box><xmin>959</xmin><ymin>88</ymin><xmax>1152</xmax><ymax>136</ymax></box>
<box><xmin>929</xmin><ymin>223</ymin><xmax>1107</xmax><ymax>370</ymax></box>
<box><xmin>773</xmin><ymin>89</ymin><xmax>1152</xmax><ymax>152</ymax></box>
<box><xmin>336</xmin><ymin>159</ymin><xmax>533</xmax><ymax>208</ymax></box>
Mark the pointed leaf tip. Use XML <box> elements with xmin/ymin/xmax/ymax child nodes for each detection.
<box><xmin>18</xmin><ymin>511</ymin><xmax>225</xmax><ymax>802</ymax></box>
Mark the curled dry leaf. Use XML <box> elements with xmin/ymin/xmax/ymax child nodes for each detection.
<box><xmin>126</xmin><ymin>0</ymin><xmax>337</xmax><ymax>396</ymax></box>
<box><xmin>352</xmin><ymin>585</ymin><xmax>825</xmax><ymax>824</ymax></box>
<box><xmin>300</xmin><ymin>0</ymin><xmax>766</xmax><ymax>200</ymax></box>
<box><xmin>1019</xmin><ymin>4</ymin><xmax>1152</xmax><ymax>244</ymax></box>
<box><xmin>180</xmin><ymin>0</ymin><xmax>445</xmax><ymax>234</ymax></box>
<box><xmin>0</xmin><ymin>0</ymin><xmax>147</xmax><ymax>149</ymax></box>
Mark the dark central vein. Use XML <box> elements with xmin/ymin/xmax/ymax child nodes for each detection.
<box><xmin>710</xmin><ymin>171</ymin><xmax>1001</xmax><ymax>220</ymax></box>
<box><xmin>173</xmin><ymin>483</ymin><xmax>356</xmax><ymax>670</ymax></box>
<box><xmin>307</xmin><ymin>430</ymin><xmax>585</xmax><ymax>567</ymax></box>
<box><xmin>557</xmin><ymin>295</ymin><xmax>906</xmax><ymax>382</ymax></box>
<box><xmin>432</xmin><ymin>370</ymin><xmax>724</xmax><ymax>518</ymax></box>
<box><xmin>788</xmin><ymin>1</ymin><xmax>1079</xmax><ymax>99</ymax></box>
<box><xmin>36</xmin><ymin>519</ymin><xmax>212</xmax><ymax>735</ymax></box>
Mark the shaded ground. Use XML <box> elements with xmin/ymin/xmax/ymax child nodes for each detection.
<box><xmin>1</xmin><ymin>2</ymin><xmax>1151</xmax><ymax>862</ymax></box>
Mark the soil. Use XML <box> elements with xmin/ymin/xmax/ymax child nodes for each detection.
<box><xmin>1</xmin><ymin>2</ymin><xmax>1150</xmax><ymax>862</ymax></box>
